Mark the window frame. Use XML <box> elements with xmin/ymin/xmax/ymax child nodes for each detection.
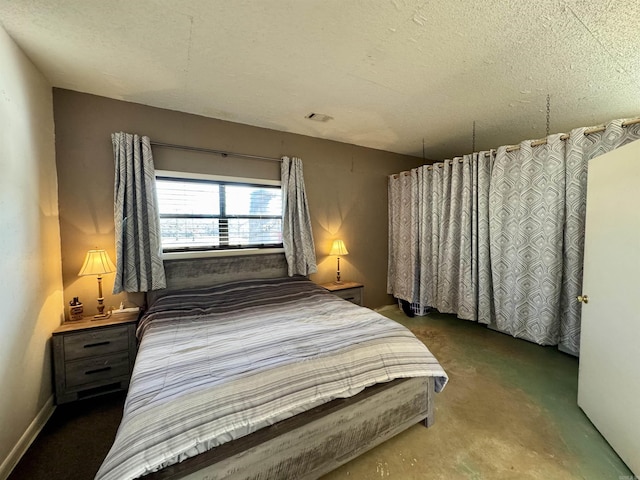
<box><xmin>155</xmin><ymin>170</ymin><xmax>284</xmax><ymax>259</ymax></box>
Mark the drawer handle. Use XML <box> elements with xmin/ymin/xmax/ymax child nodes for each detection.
<box><xmin>85</xmin><ymin>366</ymin><xmax>112</xmax><ymax>375</ymax></box>
<box><xmin>84</xmin><ymin>341</ymin><xmax>111</xmax><ymax>349</ymax></box>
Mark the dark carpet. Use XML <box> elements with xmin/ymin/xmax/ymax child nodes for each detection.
<box><xmin>8</xmin><ymin>391</ymin><xmax>126</xmax><ymax>480</ymax></box>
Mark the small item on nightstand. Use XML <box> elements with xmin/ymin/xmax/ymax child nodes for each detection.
<box><xmin>112</xmin><ymin>301</ymin><xmax>140</xmax><ymax>315</ymax></box>
<box><xmin>68</xmin><ymin>297</ymin><xmax>83</xmax><ymax>321</ymax></box>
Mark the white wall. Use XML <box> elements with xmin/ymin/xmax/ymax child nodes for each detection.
<box><xmin>0</xmin><ymin>25</ymin><xmax>63</xmax><ymax>478</ymax></box>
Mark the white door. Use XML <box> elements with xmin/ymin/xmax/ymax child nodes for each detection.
<box><xmin>578</xmin><ymin>139</ymin><xmax>640</xmax><ymax>476</ymax></box>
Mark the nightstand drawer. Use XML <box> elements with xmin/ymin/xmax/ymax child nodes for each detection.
<box><xmin>63</xmin><ymin>326</ymin><xmax>129</xmax><ymax>360</ymax></box>
<box><xmin>333</xmin><ymin>287</ymin><xmax>363</xmax><ymax>305</ymax></box>
<box><xmin>65</xmin><ymin>352</ymin><xmax>131</xmax><ymax>388</ymax></box>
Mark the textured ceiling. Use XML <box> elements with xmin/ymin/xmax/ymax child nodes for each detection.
<box><xmin>1</xmin><ymin>0</ymin><xmax>639</xmax><ymax>160</ymax></box>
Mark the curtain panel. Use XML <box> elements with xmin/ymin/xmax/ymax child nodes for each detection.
<box><xmin>388</xmin><ymin>118</ymin><xmax>640</xmax><ymax>354</ymax></box>
<box><xmin>489</xmin><ymin>135</ymin><xmax>567</xmax><ymax>346</ymax></box>
<box><xmin>388</xmin><ymin>154</ymin><xmax>493</xmax><ymax>321</ymax></box>
<box><xmin>387</xmin><ymin>171</ymin><xmax>417</xmax><ymax>301</ymax></box>
<box><xmin>112</xmin><ymin>132</ymin><xmax>166</xmax><ymax>294</ymax></box>
<box><xmin>558</xmin><ymin>120</ymin><xmax>640</xmax><ymax>352</ymax></box>
<box><xmin>473</xmin><ymin>152</ymin><xmax>495</xmax><ymax>325</ymax></box>
<box><xmin>435</xmin><ymin>157</ymin><xmax>474</xmax><ymax>317</ymax></box>
<box><xmin>281</xmin><ymin>156</ymin><xmax>317</xmax><ymax>276</ymax></box>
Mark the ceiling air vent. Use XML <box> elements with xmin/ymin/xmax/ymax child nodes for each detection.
<box><xmin>305</xmin><ymin>112</ymin><xmax>333</xmax><ymax>122</ymax></box>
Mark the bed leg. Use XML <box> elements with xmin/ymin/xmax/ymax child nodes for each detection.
<box><xmin>421</xmin><ymin>377</ymin><xmax>435</xmax><ymax>428</ymax></box>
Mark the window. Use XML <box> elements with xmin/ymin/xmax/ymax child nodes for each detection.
<box><xmin>155</xmin><ymin>171</ymin><xmax>282</xmax><ymax>252</ymax></box>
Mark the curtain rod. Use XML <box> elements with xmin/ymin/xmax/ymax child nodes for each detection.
<box><xmin>500</xmin><ymin>117</ymin><xmax>640</xmax><ymax>155</ymax></box>
<box><xmin>391</xmin><ymin>117</ymin><xmax>640</xmax><ymax>177</ymax></box>
<box><xmin>150</xmin><ymin>141</ymin><xmax>282</xmax><ymax>163</ymax></box>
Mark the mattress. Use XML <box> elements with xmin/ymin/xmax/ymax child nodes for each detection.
<box><xmin>96</xmin><ymin>276</ymin><xmax>448</xmax><ymax>480</ymax></box>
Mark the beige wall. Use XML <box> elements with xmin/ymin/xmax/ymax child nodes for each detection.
<box><xmin>53</xmin><ymin>89</ymin><xmax>423</xmax><ymax>311</ymax></box>
<box><xmin>0</xmin><ymin>27</ymin><xmax>63</xmax><ymax>475</ymax></box>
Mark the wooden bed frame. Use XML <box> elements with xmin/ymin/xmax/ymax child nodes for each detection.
<box><xmin>141</xmin><ymin>253</ymin><xmax>437</xmax><ymax>480</ymax></box>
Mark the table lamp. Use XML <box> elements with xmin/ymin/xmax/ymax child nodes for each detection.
<box><xmin>329</xmin><ymin>239</ymin><xmax>348</xmax><ymax>284</ymax></box>
<box><xmin>78</xmin><ymin>249</ymin><xmax>116</xmax><ymax>318</ymax></box>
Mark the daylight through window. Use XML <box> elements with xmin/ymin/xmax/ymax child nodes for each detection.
<box><xmin>156</xmin><ymin>174</ymin><xmax>283</xmax><ymax>252</ymax></box>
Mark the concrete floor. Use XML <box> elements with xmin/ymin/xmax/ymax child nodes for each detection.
<box><xmin>323</xmin><ymin>307</ymin><xmax>633</xmax><ymax>480</ymax></box>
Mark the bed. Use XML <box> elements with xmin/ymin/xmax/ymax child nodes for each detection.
<box><xmin>96</xmin><ymin>254</ymin><xmax>448</xmax><ymax>480</ymax></box>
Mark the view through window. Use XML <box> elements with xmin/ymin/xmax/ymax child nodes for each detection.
<box><xmin>156</xmin><ymin>174</ymin><xmax>282</xmax><ymax>251</ymax></box>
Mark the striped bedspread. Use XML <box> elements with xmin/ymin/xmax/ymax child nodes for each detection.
<box><xmin>96</xmin><ymin>276</ymin><xmax>448</xmax><ymax>480</ymax></box>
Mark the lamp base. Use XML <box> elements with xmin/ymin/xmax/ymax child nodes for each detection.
<box><xmin>92</xmin><ymin>296</ymin><xmax>110</xmax><ymax>320</ymax></box>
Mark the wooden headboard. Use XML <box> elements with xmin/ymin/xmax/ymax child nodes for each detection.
<box><xmin>146</xmin><ymin>253</ymin><xmax>288</xmax><ymax>306</ymax></box>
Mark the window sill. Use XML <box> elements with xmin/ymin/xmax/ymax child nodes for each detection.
<box><xmin>162</xmin><ymin>247</ymin><xmax>285</xmax><ymax>261</ymax></box>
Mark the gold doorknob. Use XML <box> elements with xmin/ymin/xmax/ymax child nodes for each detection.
<box><xmin>577</xmin><ymin>295</ymin><xmax>589</xmax><ymax>304</ymax></box>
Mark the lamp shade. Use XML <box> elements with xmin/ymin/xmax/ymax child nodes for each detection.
<box><xmin>329</xmin><ymin>239</ymin><xmax>349</xmax><ymax>256</ymax></box>
<box><xmin>78</xmin><ymin>249</ymin><xmax>116</xmax><ymax>277</ymax></box>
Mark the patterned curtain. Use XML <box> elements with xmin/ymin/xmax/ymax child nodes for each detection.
<box><xmin>425</xmin><ymin>154</ymin><xmax>493</xmax><ymax>321</ymax></box>
<box><xmin>387</xmin><ymin>118</ymin><xmax>640</xmax><ymax>354</ymax></box>
<box><xmin>281</xmin><ymin>156</ymin><xmax>317</xmax><ymax>276</ymax></box>
<box><xmin>490</xmin><ymin>122</ymin><xmax>640</xmax><ymax>353</ymax></box>
<box><xmin>559</xmin><ymin>120</ymin><xmax>640</xmax><ymax>352</ymax></box>
<box><xmin>388</xmin><ymin>154</ymin><xmax>493</xmax><ymax>321</ymax></box>
<box><xmin>489</xmin><ymin>134</ymin><xmax>567</xmax><ymax>345</ymax></box>
<box><xmin>415</xmin><ymin>165</ymin><xmax>438</xmax><ymax>308</ymax></box>
<box><xmin>112</xmin><ymin>132</ymin><xmax>166</xmax><ymax>293</ymax></box>
<box><xmin>387</xmin><ymin>171</ymin><xmax>417</xmax><ymax>301</ymax></box>
<box><xmin>435</xmin><ymin>158</ymin><xmax>474</xmax><ymax>317</ymax></box>
<box><xmin>474</xmin><ymin>151</ymin><xmax>495</xmax><ymax>325</ymax></box>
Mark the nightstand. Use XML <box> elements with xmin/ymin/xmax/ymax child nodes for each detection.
<box><xmin>320</xmin><ymin>281</ymin><xmax>364</xmax><ymax>306</ymax></box>
<box><xmin>52</xmin><ymin>312</ymin><xmax>139</xmax><ymax>404</ymax></box>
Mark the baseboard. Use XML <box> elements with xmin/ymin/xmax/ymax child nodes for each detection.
<box><xmin>0</xmin><ymin>395</ymin><xmax>56</xmax><ymax>480</ymax></box>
